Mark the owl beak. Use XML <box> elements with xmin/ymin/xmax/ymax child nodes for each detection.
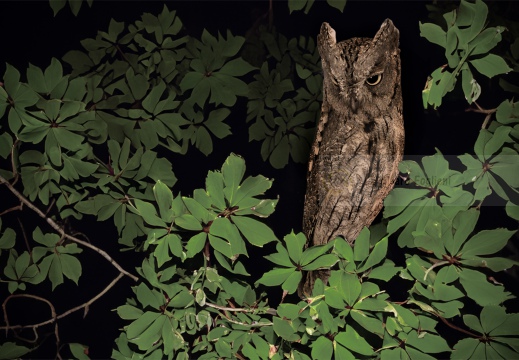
<box><xmin>349</xmin><ymin>96</ymin><xmax>359</xmax><ymax>113</ymax></box>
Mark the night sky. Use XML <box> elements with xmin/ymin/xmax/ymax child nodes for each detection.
<box><xmin>1</xmin><ymin>1</ymin><xmax>517</xmax><ymax>358</ymax></box>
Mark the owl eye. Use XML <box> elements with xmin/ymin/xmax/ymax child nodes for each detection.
<box><xmin>366</xmin><ymin>74</ymin><xmax>382</xmax><ymax>86</ymax></box>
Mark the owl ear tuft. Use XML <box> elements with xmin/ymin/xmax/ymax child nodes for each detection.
<box><xmin>372</xmin><ymin>19</ymin><xmax>399</xmax><ymax>50</ymax></box>
<box><xmin>318</xmin><ymin>22</ymin><xmax>337</xmax><ymax>48</ymax></box>
<box><xmin>354</xmin><ymin>19</ymin><xmax>400</xmax><ymax>81</ymax></box>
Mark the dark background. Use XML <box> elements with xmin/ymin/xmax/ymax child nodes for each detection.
<box><xmin>0</xmin><ymin>0</ymin><xmax>517</xmax><ymax>358</ymax></box>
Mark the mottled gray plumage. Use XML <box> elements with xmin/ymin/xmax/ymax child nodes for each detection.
<box><xmin>300</xmin><ymin>20</ymin><xmax>404</xmax><ymax>296</ymax></box>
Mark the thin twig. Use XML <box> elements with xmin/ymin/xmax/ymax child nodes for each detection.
<box><xmin>0</xmin><ymin>273</ymin><xmax>124</xmax><ymax>333</ymax></box>
<box><xmin>45</xmin><ymin>198</ymin><xmax>56</xmax><ymax>217</ymax></box>
<box><xmin>205</xmin><ymin>301</ymin><xmax>277</xmax><ymax>316</ymax></box>
<box><xmin>437</xmin><ymin>314</ymin><xmax>480</xmax><ymax>338</ymax></box>
<box><xmin>465</xmin><ymin>101</ymin><xmax>497</xmax><ymax>130</ymax></box>
<box><xmin>0</xmin><ymin>174</ymin><xmax>138</xmax><ymax>282</ymax></box>
<box><xmin>219</xmin><ymin>317</ymin><xmax>272</xmax><ymax>328</ymax></box>
<box><xmin>2</xmin><ymin>294</ymin><xmax>57</xmax><ymax>343</ymax></box>
<box><xmin>10</xmin><ymin>139</ymin><xmax>19</xmax><ymax>185</ymax></box>
<box><xmin>17</xmin><ymin>218</ymin><xmax>31</xmax><ymax>255</ymax></box>
<box><xmin>0</xmin><ymin>203</ymin><xmax>23</xmax><ymax>216</ymax></box>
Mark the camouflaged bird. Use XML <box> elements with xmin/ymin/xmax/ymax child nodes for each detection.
<box><xmin>300</xmin><ymin>20</ymin><xmax>404</xmax><ymax>296</ymax></box>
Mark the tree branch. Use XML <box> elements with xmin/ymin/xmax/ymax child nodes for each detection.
<box><xmin>0</xmin><ymin>273</ymin><xmax>124</xmax><ymax>333</ymax></box>
<box><xmin>1</xmin><ymin>294</ymin><xmax>58</xmax><ymax>344</ymax></box>
<box><xmin>0</xmin><ymin>174</ymin><xmax>138</xmax><ymax>282</ymax></box>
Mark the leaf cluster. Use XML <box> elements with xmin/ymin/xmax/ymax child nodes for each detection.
<box><xmin>421</xmin><ymin>0</ymin><xmax>512</xmax><ymax>108</ymax></box>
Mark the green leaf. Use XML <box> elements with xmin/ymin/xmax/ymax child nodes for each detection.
<box><xmin>452</xmin><ymin>338</ymin><xmax>480</xmax><ymax>360</ymax></box>
<box><xmin>49</xmin><ymin>0</ymin><xmax>67</xmax><ymax>16</ymax></box>
<box><xmin>209</xmin><ymin>236</ymin><xmax>232</xmax><ymax>259</ymax></box>
<box><xmin>470</xmin><ymin>54</ymin><xmax>511</xmax><ymax>78</ymax></box>
<box><xmin>302</xmin><ymin>254</ymin><xmax>338</xmax><ymax>271</ymax></box>
<box><xmin>460</xmin><ymin>228</ymin><xmax>515</xmax><ymax>257</ymax></box>
<box><xmin>406</xmin><ymin>330</ymin><xmax>451</xmax><ymax>354</ymax></box>
<box><xmin>257</xmin><ymin>268</ymin><xmax>295</xmax><ymax>287</ymax></box>
<box><xmin>459</xmin><ymin>268</ymin><xmax>514</xmax><ymax>306</ymax></box>
<box><xmin>284</xmin><ymin>231</ymin><xmax>306</xmax><ymax>263</ymax></box>
<box><xmin>195</xmin><ymin>126</ymin><xmax>213</xmax><ymax>155</ymax></box>
<box><xmin>461</xmin><ymin>67</ymin><xmax>481</xmax><ymax>104</ymax></box>
<box><xmin>353</xmin><ymin>227</ymin><xmax>370</xmax><ymax>262</ymax></box>
<box><xmin>153</xmin><ymin>180</ymin><xmax>174</xmax><ymax>222</ymax></box>
<box><xmin>132</xmin><ymin>315</ymin><xmax>166</xmax><ymax>351</ymax></box>
<box><xmin>0</xmin><ymin>132</ymin><xmax>13</xmax><ymax>159</ymax></box>
<box><xmin>489</xmin><ymin>314</ymin><xmax>519</xmax><ymax>337</ymax></box>
<box><xmin>169</xmin><ymin>288</ymin><xmax>194</xmax><ymax>308</ymax></box>
<box><xmin>420</xmin><ymin>22</ymin><xmax>446</xmax><ymax>48</ymax></box>
<box><xmin>209</xmin><ymin>217</ymin><xmax>246</xmax><ymax>257</ymax></box>
<box><xmin>479</xmin><ymin>306</ymin><xmax>508</xmax><ymax>334</ymax></box>
<box><xmin>0</xmin><ymin>226</ymin><xmax>16</xmax><ymax>249</ymax></box>
<box><xmin>215</xmin><ymin>339</ymin><xmax>232</xmax><ymax>358</ymax></box>
<box><xmin>264</xmin><ymin>242</ymin><xmax>293</xmax><ymax>267</ymax></box>
<box><xmin>219</xmin><ymin>58</ymin><xmax>256</xmax><ymax>77</ymax></box>
<box><xmin>357</xmin><ymin>237</ymin><xmax>387</xmax><ymax>272</ymax></box>
<box><xmin>0</xmin><ymin>342</ymin><xmax>32</xmax><ymax>359</ymax></box>
<box><xmin>60</xmin><ymin>254</ymin><xmax>82</xmax><ymax>285</ymax></box>
<box><xmin>335</xmin><ymin>325</ymin><xmax>374</xmax><ymax>356</ymax></box>
<box><xmin>311</xmin><ymin>336</ymin><xmax>333</xmax><ymax>360</ymax></box>
<box><xmin>206</xmin><ymin>171</ymin><xmax>226</xmax><ymax>210</ymax></box>
<box><xmin>233</xmin><ymin>175</ymin><xmax>273</xmax><ymax>207</ymax></box>
<box><xmin>204</xmin><ymin>108</ymin><xmax>231</xmax><ymax>139</ymax></box>
<box><xmin>300</xmin><ymin>241</ymin><xmax>334</xmax><ymax>266</ymax></box>
<box><xmin>384</xmin><ymin>188</ymin><xmax>429</xmax><ymax>218</ymax></box>
<box><xmin>506</xmin><ymin>201</ymin><xmax>519</xmax><ymax>221</ymax></box>
<box><xmin>288</xmin><ymin>0</ymin><xmax>306</xmax><ymax>13</ymax></box>
<box><xmin>269</xmin><ymin>135</ymin><xmax>289</xmax><ymax>169</ymax></box>
<box><xmin>282</xmin><ymin>270</ymin><xmax>302</xmax><ymax>294</ymax></box>
<box><xmin>350</xmin><ymin>310</ymin><xmax>385</xmax><ymax>337</ymax></box>
<box><xmin>232</xmin><ymin>216</ymin><xmax>277</xmax><ymax>247</ymax></box>
<box><xmin>117</xmin><ymin>304</ymin><xmax>143</xmax><ymax>320</ymax></box>
<box><xmin>186</xmin><ymin>232</ymin><xmax>207</xmax><ymax>258</ymax></box>
<box><xmin>183</xmin><ymin>197</ymin><xmax>213</xmax><ymax>223</ymax></box>
<box><xmin>496</xmin><ymin>100</ymin><xmax>519</xmax><ymax>125</ymax></box>
<box><xmin>448</xmin><ymin>209</ymin><xmax>479</xmax><ymax>255</ymax></box>
<box><xmin>69</xmin><ymin>343</ymin><xmax>89</xmax><ymax>360</ymax></box>
<box><xmin>470</xmin><ymin>26</ymin><xmax>505</xmax><ymax>55</ymax></box>
<box><xmin>222</xmin><ymin>153</ymin><xmax>245</xmax><ymax>204</ymax></box>
<box><xmin>175</xmin><ymin>214</ymin><xmax>203</xmax><ymax>231</ymax></box>
<box><xmin>49</xmin><ymin>255</ymin><xmax>64</xmax><ymax>290</ymax></box>
<box><xmin>277</xmin><ymin>304</ymin><xmax>302</xmax><ymax>320</ymax></box>
<box><xmin>134</xmin><ymin>199</ymin><xmax>166</xmax><ymax>227</ymax></box>
<box><xmin>326</xmin><ymin>0</ymin><xmax>346</xmax><ymax>12</ymax></box>
<box><xmin>367</xmin><ymin>260</ymin><xmax>401</xmax><ymax>281</ymax></box>
<box><xmin>273</xmin><ymin>317</ymin><xmax>300</xmax><ymax>341</ymax></box>
<box><xmin>329</xmin><ymin>272</ymin><xmax>361</xmax><ymax>306</ymax></box>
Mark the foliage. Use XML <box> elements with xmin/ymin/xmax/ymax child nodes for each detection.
<box><xmin>50</xmin><ymin>0</ymin><xmax>93</xmax><ymax>16</ymax></box>
<box><xmin>0</xmin><ymin>0</ymin><xmax>518</xmax><ymax>359</ymax></box>
<box><xmin>420</xmin><ymin>0</ymin><xmax>512</xmax><ymax>108</ymax></box>
<box><xmin>246</xmin><ymin>34</ymin><xmax>321</xmax><ymax>168</ymax></box>
<box><xmin>288</xmin><ymin>0</ymin><xmax>347</xmax><ymax>14</ymax></box>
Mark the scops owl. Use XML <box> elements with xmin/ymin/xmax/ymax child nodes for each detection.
<box><xmin>300</xmin><ymin>19</ymin><xmax>404</xmax><ymax>296</ymax></box>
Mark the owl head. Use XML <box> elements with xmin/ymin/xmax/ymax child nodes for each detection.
<box><xmin>318</xmin><ymin>19</ymin><xmax>401</xmax><ymax>115</ymax></box>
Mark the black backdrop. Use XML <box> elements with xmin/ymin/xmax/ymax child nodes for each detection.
<box><xmin>0</xmin><ymin>1</ymin><xmax>517</xmax><ymax>358</ymax></box>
